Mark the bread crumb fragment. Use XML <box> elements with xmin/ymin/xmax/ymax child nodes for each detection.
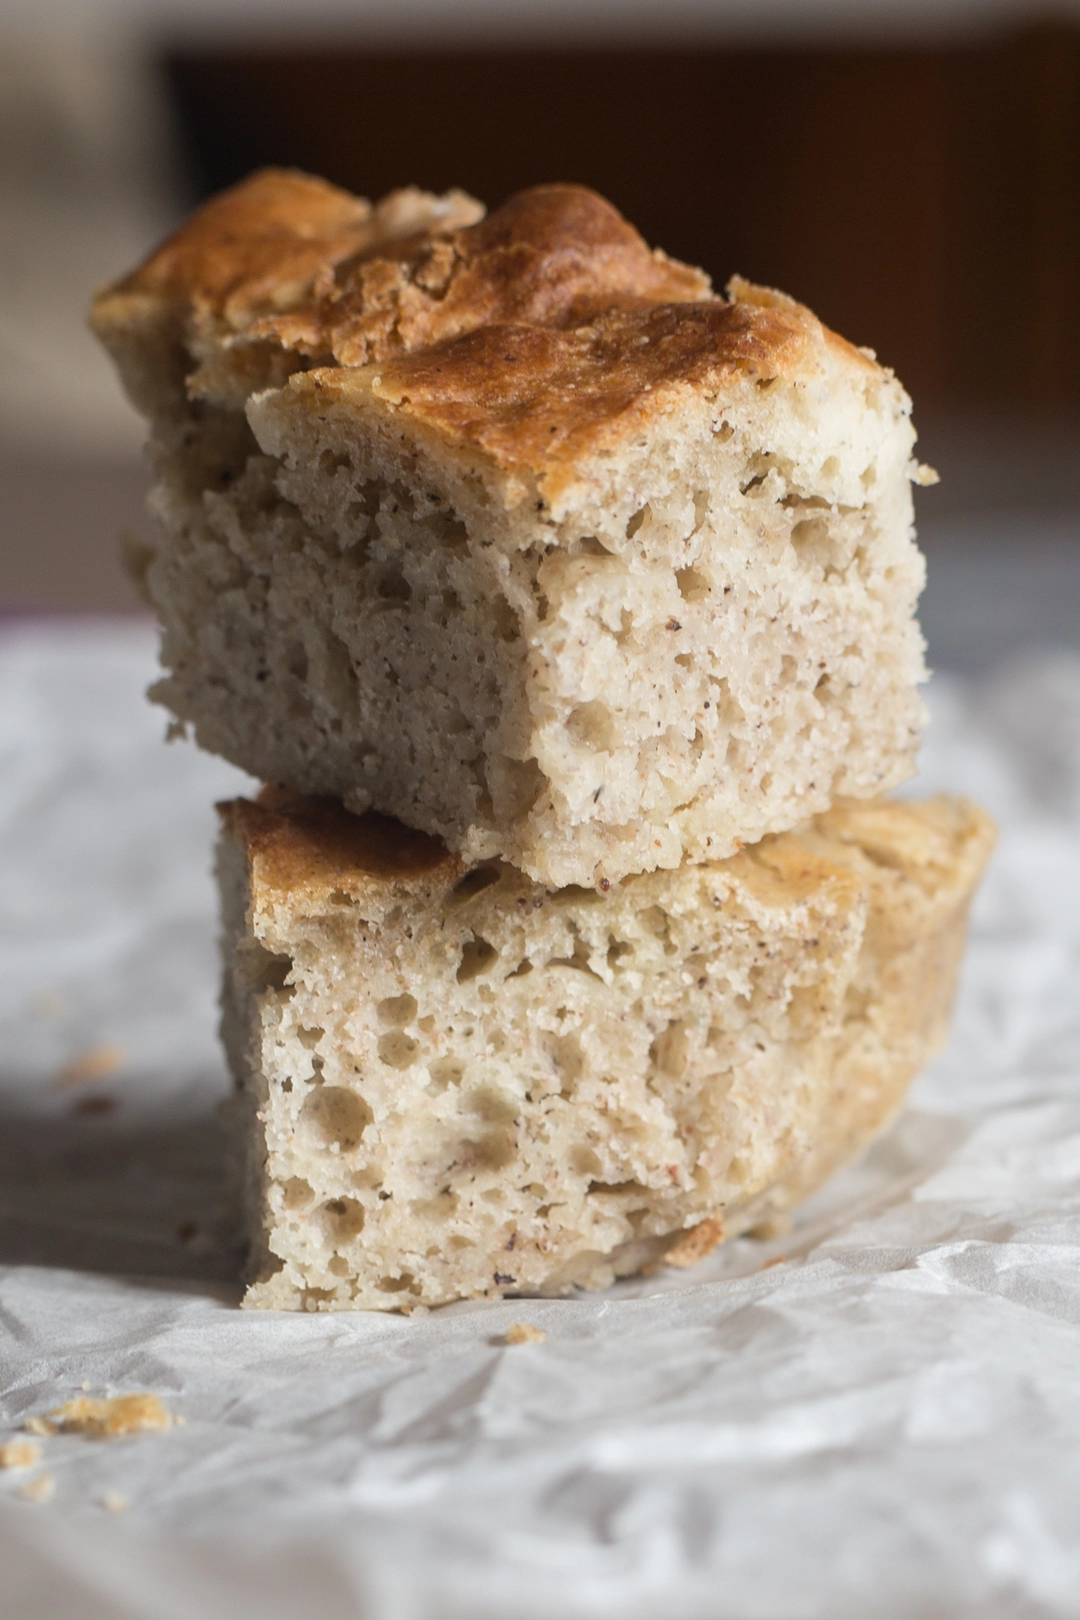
<box><xmin>53</xmin><ymin>1041</ymin><xmax>125</xmax><ymax>1087</ymax></box>
<box><xmin>20</xmin><ymin>1472</ymin><xmax>55</xmax><ymax>1503</ymax></box>
<box><xmin>505</xmin><ymin>1322</ymin><xmax>547</xmax><ymax>1345</ymax></box>
<box><xmin>663</xmin><ymin>1216</ymin><xmax>726</xmax><ymax>1269</ymax></box>
<box><xmin>0</xmin><ymin>1439</ymin><xmax>42</xmax><ymax>1470</ymax></box>
<box><xmin>23</xmin><ymin>1416</ymin><xmax>55</xmax><ymax>1437</ymax></box>
<box><xmin>102</xmin><ymin>1490</ymin><xmax>129</xmax><ymax>1514</ymax></box>
<box><xmin>48</xmin><ymin>1393</ymin><xmax>172</xmax><ymax>1439</ymax></box>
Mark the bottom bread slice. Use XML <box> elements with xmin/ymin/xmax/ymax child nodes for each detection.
<box><xmin>217</xmin><ymin>793</ymin><xmax>994</xmax><ymax>1311</ymax></box>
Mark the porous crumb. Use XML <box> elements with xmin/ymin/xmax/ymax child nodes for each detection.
<box><xmin>93</xmin><ymin>172</ymin><xmax>930</xmax><ymax>889</ymax></box>
<box><xmin>663</xmin><ymin>1216</ymin><xmax>726</xmax><ymax>1269</ymax></box>
<box><xmin>102</xmin><ymin>1490</ymin><xmax>130</xmax><ymax>1514</ymax></box>
<box><xmin>505</xmin><ymin>1323</ymin><xmax>548</xmax><ymax>1345</ymax></box>
<box><xmin>48</xmin><ymin>1394</ymin><xmax>172</xmax><ymax>1439</ymax></box>
<box><xmin>219</xmin><ymin>792</ymin><xmax>994</xmax><ymax>1311</ymax></box>
<box><xmin>19</xmin><ymin>1472</ymin><xmax>55</xmax><ymax>1504</ymax></box>
<box><xmin>23</xmin><ymin>1416</ymin><xmax>55</xmax><ymax>1438</ymax></box>
<box><xmin>0</xmin><ymin>1439</ymin><xmax>42</xmax><ymax>1470</ymax></box>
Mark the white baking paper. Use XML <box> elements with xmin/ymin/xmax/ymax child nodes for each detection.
<box><xmin>2</xmin><ymin>620</ymin><xmax>1080</xmax><ymax>1620</ymax></box>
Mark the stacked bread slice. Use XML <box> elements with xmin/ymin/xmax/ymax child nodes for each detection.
<box><xmin>93</xmin><ymin>170</ymin><xmax>993</xmax><ymax>1310</ymax></box>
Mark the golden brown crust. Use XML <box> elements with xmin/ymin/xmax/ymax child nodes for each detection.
<box><xmin>218</xmin><ymin>794</ymin><xmax>458</xmax><ymax>907</ymax></box>
<box><xmin>96</xmin><ymin>169</ymin><xmax>376</xmax><ymax>331</ymax></box>
<box><xmin>246</xmin><ymin>181</ymin><xmax>712</xmax><ymax>367</ymax></box>
<box><xmin>354</xmin><ymin>298</ymin><xmax>810</xmax><ymax>481</ymax></box>
<box><xmin>93</xmin><ymin>168</ymin><xmax>885</xmax><ymax>483</ymax></box>
<box><xmin>222</xmin><ymin>789</ymin><xmax>858</xmax><ymax>915</ymax></box>
<box><xmin>95</xmin><ymin>169</ymin><xmax>483</xmax><ymax>326</ymax></box>
<box><xmin>222</xmin><ymin>792</ymin><xmax>993</xmax><ymax>928</ymax></box>
<box><xmin>98</xmin><ymin>172</ymin><xmax>709</xmax><ymax>354</ymax></box>
<box><xmin>88</xmin><ymin>168</ymin><xmax>487</xmax><ymax>422</ymax></box>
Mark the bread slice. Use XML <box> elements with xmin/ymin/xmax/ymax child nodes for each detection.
<box><xmin>217</xmin><ymin>792</ymin><xmax>994</xmax><ymax>1312</ymax></box>
<box><xmin>95</xmin><ymin>169</ymin><xmax>932</xmax><ymax>888</ymax></box>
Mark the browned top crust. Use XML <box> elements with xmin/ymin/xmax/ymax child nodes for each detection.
<box><xmin>222</xmin><ymin>791</ymin><xmax>995</xmax><ymax>917</ymax></box>
<box><xmin>93</xmin><ymin>168</ymin><xmax>889</xmax><ymax>481</ymax></box>
<box><xmin>104</xmin><ymin>169</ymin><xmax>374</xmax><ymax>326</ymax></box>
<box><xmin>96</xmin><ymin>168</ymin><xmax>709</xmax><ymax>354</ymax></box>
<box><xmin>219</xmin><ymin>793</ymin><xmax>459</xmax><ymax>907</ymax></box>
<box><xmin>247</xmin><ymin>180</ymin><xmax>712</xmax><ymax>368</ymax></box>
<box><xmin>357</xmin><ymin>300</ymin><xmax>810</xmax><ymax>483</ymax></box>
<box><xmin>96</xmin><ymin>168</ymin><xmax>484</xmax><ymax>333</ymax></box>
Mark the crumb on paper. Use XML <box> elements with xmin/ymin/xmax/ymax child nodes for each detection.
<box><xmin>24</xmin><ymin>1416</ymin><xmax>56</xmax><ymax>1438</ymax></box>
<box><xmin>54</xmin><ymin>1041</ymin><xmax>125</xmax><ymax>1088</ymax></box>
<box><xmin>0</xmin><ymin>1439</ymin><xmax>42</xmax><ymax>1470</ymax></box>
<box><xmin>663</xmin><ymin>1216</ymin><xmax>726</xmax><ymax>1269</ymax></box>
<box><xmin>505</xmin><ymin>1322</ymin><xmax>547</xmax><ymax>1345</ymax></box>
<box><xmin>48</xmin><ymin>1393</ymin><xmax>172</xmax><ymax>1439</ymax></box>
<box><xmin>20</xmin><ymin>1472</ymin><xmax>55</xmax><ymax>1504</ymax></box>
<box><xmin>762</xmin><ymin>1254</ymin><xmax>788</xmax><ymax>1270</ymax></box>
<box><xmin>102</xmin><ymin>1490</ymin><xmax>129</xmax><ymax>1514</ymax></box>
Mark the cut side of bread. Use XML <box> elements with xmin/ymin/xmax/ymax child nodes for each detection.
<box><xmin>96</xmin><ymin>170</ymin><xmax>931</xmax><ymax>888</ymax></box>
<box><xmin>217</xmin><ymin>792</ymin><xmax>994</xmax><ymax>1312</ymax></box>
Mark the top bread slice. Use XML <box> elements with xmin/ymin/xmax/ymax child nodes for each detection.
<box><xmin>92</xmin><ymin>169</ymin><xmax>932</xmax><ymax>887</ymax></box>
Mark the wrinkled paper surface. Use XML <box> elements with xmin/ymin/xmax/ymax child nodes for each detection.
<box><xmin>2</xmin><ymin>622</ymin><xmax>1080</xmax><ymax>1619</ymax></box>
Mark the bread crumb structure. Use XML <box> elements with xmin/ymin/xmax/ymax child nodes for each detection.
<box><xmin>95</xmin><ymin>170</ymin><xmax>930</xmax><ymax>888</ymax></box>
<box><xmin>218</xmin><ymin>791</ymin><xmax>993</xmax><ymax>1311</ymax></box>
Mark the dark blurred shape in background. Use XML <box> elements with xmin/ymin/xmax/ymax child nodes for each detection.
<box><xmin>1</xmin><ymin>4</ymin><xmax>1077</xmax><ymax>669</ymax></box>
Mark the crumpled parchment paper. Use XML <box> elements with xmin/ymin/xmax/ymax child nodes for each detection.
<box><xmin>2</xmin><ymin>621</ymin><xmax>1080</xmax><ymax>1620</ymax></box>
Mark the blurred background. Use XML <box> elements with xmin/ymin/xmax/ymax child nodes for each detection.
<box><xmin>1</xmin><ymin>0</ymin><xmax>1078</xmax><ymax>671</ymax></box>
